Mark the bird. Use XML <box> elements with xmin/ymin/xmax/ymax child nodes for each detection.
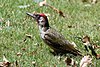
<box><xmin>26</xmin><ymin>12</ymin><xmax>82</xmax><ymax>56</ymax></box>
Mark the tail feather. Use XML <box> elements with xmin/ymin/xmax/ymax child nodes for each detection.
<box><xmin>67</xmin><ymin>49</ymin><xmax>82</xmax><ymax>56</ymax></box>
<box><xmin>73</xmin><ymin>50</ymin><xmax>82</xmax><ymax>56</ymax></box>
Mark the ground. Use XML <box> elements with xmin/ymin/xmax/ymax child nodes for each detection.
<box><xmin>0</xmin><ymin>0</ymin><xmax>100</xmax><ymax>67</ymax></box>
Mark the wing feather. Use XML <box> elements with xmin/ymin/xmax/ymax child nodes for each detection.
<box><xmin>44</xmin><ymin>28</ymin><xmax>77</xmax><ymax>51</ymax></box>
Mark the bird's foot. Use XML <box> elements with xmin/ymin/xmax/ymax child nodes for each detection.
<box><xmin>50</xmin><ymin>50</ymin><xmax>59</xmax><ymax>56</ymax></box>
<box><xmin>49</xmin><ymin>50</ymin><xmax>67</xmax><ymax>56</ymax></box>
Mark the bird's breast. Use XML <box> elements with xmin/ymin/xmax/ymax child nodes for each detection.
<box><xmin>40</xmin><ymin>33</ymin><xmax>45</xmax><ymax>39</ymax></box>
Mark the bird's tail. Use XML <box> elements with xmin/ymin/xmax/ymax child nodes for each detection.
<box><xmin>75</xmin><ymin>51</ymin><xmax>83</xmax><ymax>56</ymax></box>
<box><xmin>70</xmin><ymin>49</ymin><xmax>83</xmax><ymax>56</ymax></box>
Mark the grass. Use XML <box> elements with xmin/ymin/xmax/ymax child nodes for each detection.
<box><xmin>0</xmin><ymin>0</ymin><xmax>100</xmax><ymax>67</ymax></box>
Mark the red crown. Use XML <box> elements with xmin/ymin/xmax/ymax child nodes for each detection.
<box><xmin>40</xmin><ymin>13</ymin><xmax>46</xmax><ymax>17</ymax></box>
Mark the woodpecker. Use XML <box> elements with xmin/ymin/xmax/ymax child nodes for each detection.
<box><xmin>26</xmin><ymin>12</ymin><xmax>82</xmax><ymax>56</ymax></box>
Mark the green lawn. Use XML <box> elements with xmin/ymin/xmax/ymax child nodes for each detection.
<box><xmin>0</xmin><ymin>0</ymin><xmax>100</xmax><ymax>67</ymax></box>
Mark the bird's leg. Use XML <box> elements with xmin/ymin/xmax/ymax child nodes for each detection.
<box><xmin>50</xmin><ymin>49</ymin><xmax>67</xmax><ymax>56</ymax></box>
<box><xmin>49</xmin><ymin>49</ymin><xmax>59</xmax><ymax>56</ymax></box>
<box><xmin>49</xmin><ymin>50</ymin><xmax>63</xmax><ymax>61</ymax></box>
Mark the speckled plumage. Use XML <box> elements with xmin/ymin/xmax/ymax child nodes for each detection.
<box><xmin>42</xmin><ymin>27</ymin><xmax>82</xmax><ymax>56</ymax></box>
<box><xmin>26</xmin><ymin>12</ymin><xmax>82</xmax><ymax>56</ymax></box>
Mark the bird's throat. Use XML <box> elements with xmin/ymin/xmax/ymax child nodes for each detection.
<box><xmin>39</xmin><ymin>26</ymin><xmax>49</xmax><ymax>39</ymax></box>
<box><xmin>39</xmin><ymin>25</ymin><xmax>49</xmax><ymax>32</ymax></box>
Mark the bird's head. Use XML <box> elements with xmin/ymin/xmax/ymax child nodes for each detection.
<box><xmin>26</xmin><ymin>12</ymin><xmax>49</xmax><ymax>28</ymax></box>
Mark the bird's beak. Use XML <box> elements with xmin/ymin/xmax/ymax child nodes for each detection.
<box><xmin>26</xmin><ymin>12</ymin><xmax>37</xmax><ymax>19</ymax></box>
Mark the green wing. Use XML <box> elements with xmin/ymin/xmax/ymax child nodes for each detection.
<box><xmin>44</xmin><ymin>28</ymin><xmax>77</xmax><ymax>51</ymax></box>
